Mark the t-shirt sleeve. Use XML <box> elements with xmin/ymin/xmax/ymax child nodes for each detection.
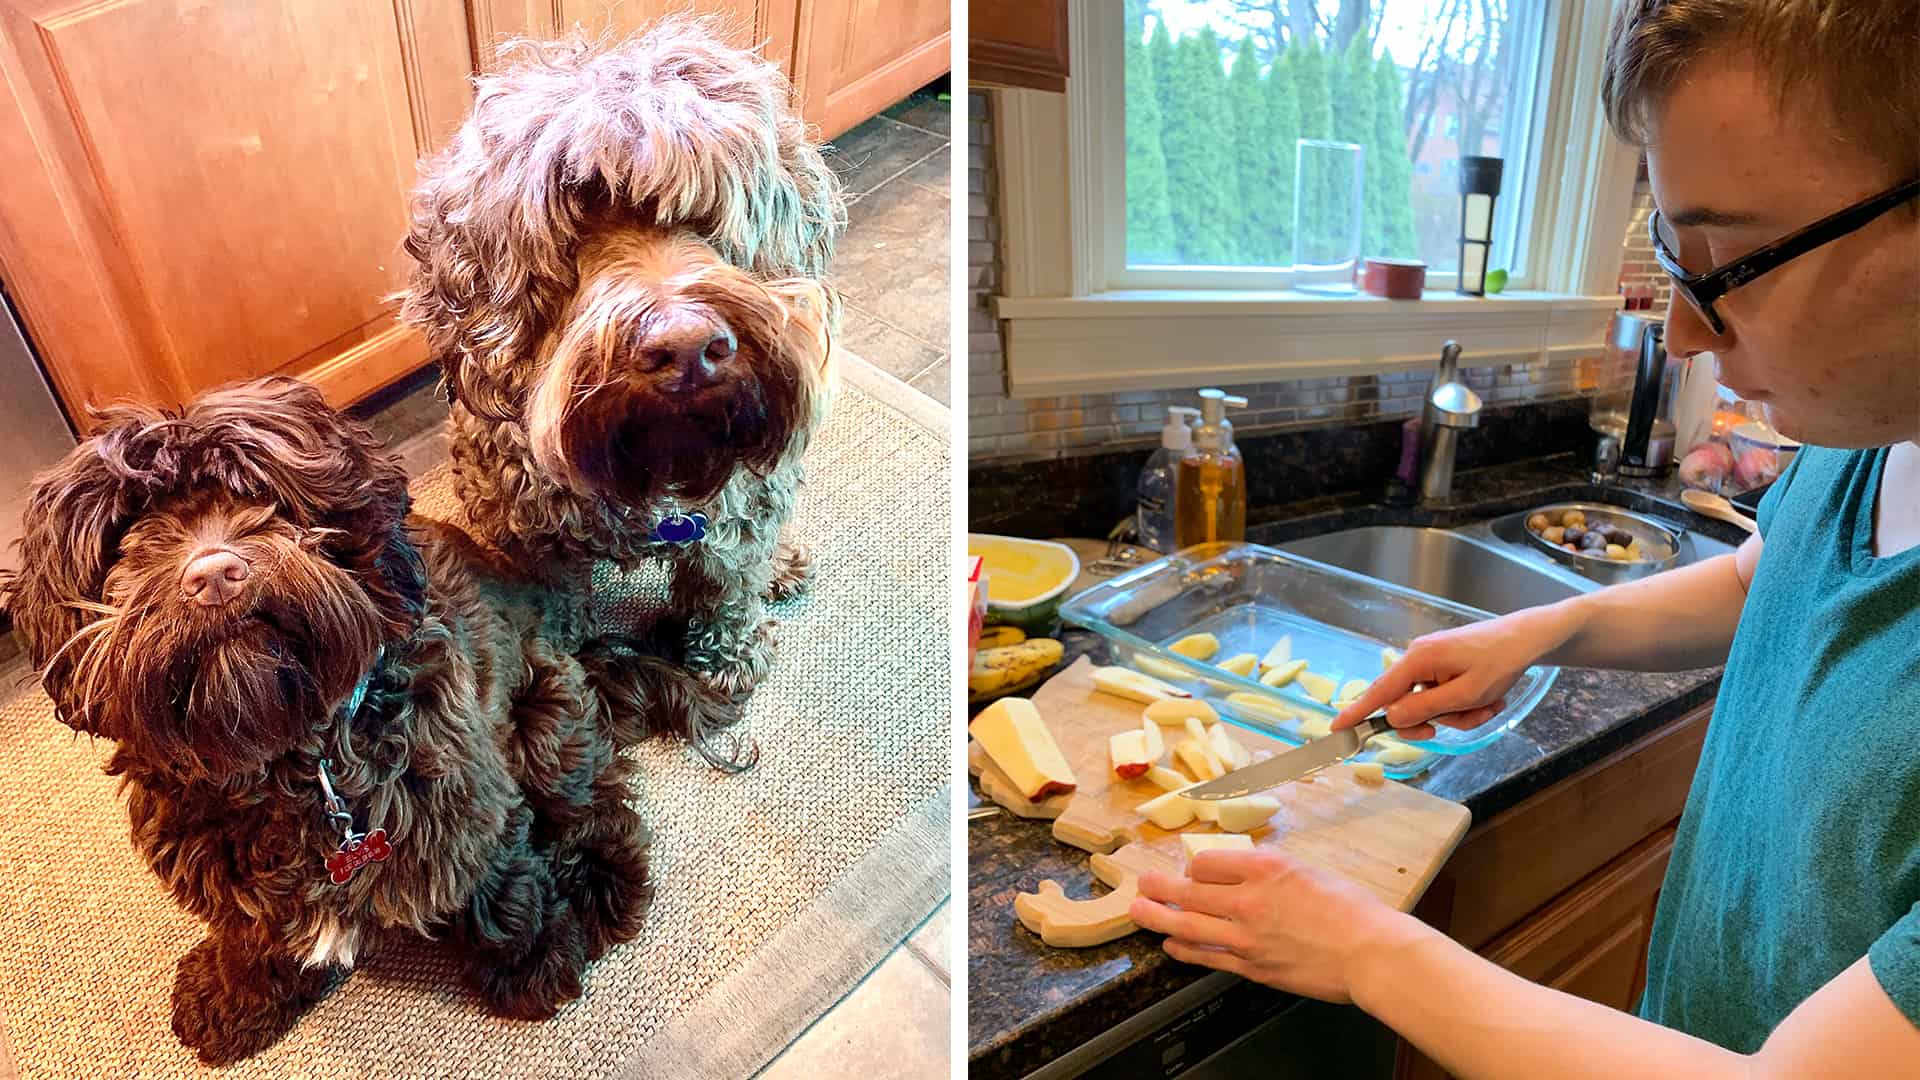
<box><xmin>1869</xmin><ymin>902</ymin><xmax>1920</xmax><ymax>1031</ymax></box>
<box><xmin>1754</xmin><ymin>447</ymin><xmax>1809</xmax><ymax>539</ymax></box>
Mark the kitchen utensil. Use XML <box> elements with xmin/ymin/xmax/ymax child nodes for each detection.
<box><xmin>1059</xmin><ymin>541</ymin><xmax>1557</xmax><ymax>766</ymax></box>
<box><xmin>1681</xmin><ymin>488</ymin><xmax>1758</xmax><ymax>534</ymax></box>
<box><xmin>1185</xmin><ymin>713</ymin><xmax>1392</xmax><ymax>799</ymax></box>
<box><xmin>1023</xmin><ymin>658</ymin><xmax>1469</xmax><ymax>916</ymax></box>
<box><xmin>1521</xmin><ymin>502</ymin><xmax>1683</xmax><ymax>580</ymax></box>
<box><xmin>1587</xmin><ymin>311</ymin><xmax>1678</xmax><ymax>476</ymax></box>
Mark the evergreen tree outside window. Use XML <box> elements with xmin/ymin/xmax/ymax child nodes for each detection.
<box><xmin>1123</xmin><ymin>0</ymin><xmax>1523</xmax><ymax>279</ymax></box>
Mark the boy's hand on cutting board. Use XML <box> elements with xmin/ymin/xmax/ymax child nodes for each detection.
<box><xmin>1331</xmin><ymin>607</ymin><xmax>1572</xmax><ymax>740</ymax></box>
<box><xmin>1129</xmin><ymin>848</ymin><xmax>1430</xmax><ymax>1003</ymax></box>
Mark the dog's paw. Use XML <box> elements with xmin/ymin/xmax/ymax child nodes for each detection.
<box><xmin>559</xmin><ymin>827</ymin><xmax>654</xmax><ymax>962</ymax></box>
<box><xmin>170</xmin><ymin>939</ymin><xmax>316</xmax><ymax>1065</ymax></box>
<box><xmin>692</xmin><ymin>621</ymin><xmax>776</xmax><ymax>702</ymax></box>
<box><xmin>476</xmin><ymin>902</ymin><xmax>588</xmax><ymax>1021</ymax></box>
<box><xmin>765</xmin><ymin>542</ymin><xmax>815</xmax><ymax>602</ymax></box>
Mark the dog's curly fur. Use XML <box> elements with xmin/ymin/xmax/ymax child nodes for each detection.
<box><xmin>400</xmin><ymin>19</ymin><xmax>846</xmax><ymax>700</ymax></box>
<box><xmin>3</xmin><ymin>378</ymin><xmax>732</xmax><ymax>1063</ymax></box>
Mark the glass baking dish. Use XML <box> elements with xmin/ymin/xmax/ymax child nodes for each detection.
<box><xmin>1059</xmin><ymin>541</ymin><xmax>1558</xmax><ymax>778</ymax></box>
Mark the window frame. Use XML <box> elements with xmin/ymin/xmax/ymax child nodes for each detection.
<box><xmin>989</xmin><ymin>0</ymin><xmax>1640</xmax><ymax>399</ymax></box>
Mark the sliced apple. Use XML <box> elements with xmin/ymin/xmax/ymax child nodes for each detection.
<box><xmin>1259</xmin><ymin>634</ymin><xmax>1293</xmax><ymax>672</ymax></box>
<box><xmin>1217</xmin><ymin>652</ymin><xmax>1258</xmax><ymax>677</ymax></box>
<box><xmin>1298</xmin><ymin>714</ymin><xmax>1333</xmax><ymax>739</ymax></box>
<box><xmin>1175</xmin><ymin>738</ymin><xmax>1222</xmax><ymax>781</ymax></box>
<box><xmin>1181</xmin><ymin>833</ymin><xmax>1253</xmax><ymax>861</ymax></box>
<box><xmin>1190</xmin><ymin>797</ymin><xmax>1221</xmax><ymax>823</ymax></box>
<box><xmin>1351</xmin><ymin>762</ymin><xmax>1387</xmax><ymax>785</ymax></box>
<box><xmin>1145</xmin><ymin>698</ymin><xmax>1218</xmax><ymax>727</ymax></box>
<box><xmin>968</xmin><ymin>697</ymin><xmax>1077</xmax><ymax>799</ymax></box>
<box><xmin>1169</xmin><ymin>632</ymin><xmax>1221</xmax><ymax>660</ymax></box>
<box><xmin>1380</xmin><ymin>647</ymin><xmax>1403</xmax><ymax>671</ymax></box>
<box><xmin>1367</xmin><ymin>734</ymin><xmax>1425</xmax><ymax>766</ymax></box>
<box><xmin>1207</xmin><ymin>723</ymin><xmax>1251</xmax><ymax>769</ymax></box>
<box><xmin>1260</xmin><ymin>659</ymin><xmax>1309</xmax><ymax>687</ymax></box>
<box><xmin>1223</xmin><ymin>692</ymin><xmax>1298</xmax><ymax>725</ymax></box>
<box><xmin>1214</xmin><ymin>795</ymin><xmax>1281</xmax><ymax>833</ymax></box>
<box><xmin>1090</xmin><ymin>665</ymin><xmax>1191</xmax><ymax>703</ymax></box>
<box><xmin>1135</xmin><ymin>655</ymin><xmax>1201</xmax><ymax>685</ymax></box>
<box><xmin>1144</xmin><ymin>764</ymin><xmax>1192</xmax><ymax>791</ymax></box>
<box><xmin>1338</xmin><ymin>678</ymin><xmax>1371</xmax><ymax>703</ymax></box>
<box><xmin>1297</xmin><ymin>671</ymin><xmax>1337</xmax><ymax>704</ymax></box>
<box><xmin>1137</xmin><ymin>788</ymin><xmax>1197</xmax><ymax>830</ymax></box>
<box><xmin>1139</xmin><ymin>718</ymin><xmax>1165</xmax><ymax>762</ymax></box>
<box><xmin>1109</xmin><ymin>729</ymin><xmax>1152</xmax><ymax>779</ymax></box>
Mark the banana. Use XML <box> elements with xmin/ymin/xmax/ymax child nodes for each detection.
<box><xmin>969</xmin><ymin>637</ymin><xmax>1065</xmax><ymax>701</ymax></box>
<box><xmin>977</xmin><ymin>625</ymin><xmax>1027</xmax><ymax>650</ymax></box>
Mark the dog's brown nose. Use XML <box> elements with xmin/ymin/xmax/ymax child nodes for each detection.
<box><xmin>638</xmin><ymin>312</ymin><xmax>736</xmax><ymax>390</ymax></box>
<box><xmin>181</xmin><ymin>550</ymin><xmax>250</xmax><ymax>607</ymax></box>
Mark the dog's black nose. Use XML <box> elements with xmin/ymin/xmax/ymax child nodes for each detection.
<box><xmin>181</xmin><ymin>550</ymin><xmax>250</xmax><ymax>607</ymax></box>
<box><xmin>638</xmin><ymin>313</ymin><xmax>736</xmax><ymax>390</ymax></box>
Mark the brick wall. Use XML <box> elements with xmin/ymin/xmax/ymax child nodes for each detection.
<box><xmin>1617</xmin><ymin>174</ymin><xmax>1673</xmax><ymax>313</ymax></box>
<box><xmin>968</xmin><ymin>91</ymin><xmax>1644</xmax><ymax>465</ymax></box>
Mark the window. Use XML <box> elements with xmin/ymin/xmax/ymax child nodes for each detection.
<box><xmin>1119</xmin><ymin>0</ymin><xmax>1551</xmax><ymax>288</ymax></box>
<box><xmin>987</xmin><ymin>0</ymin><xmax>1637</xmax><ymax>397</ymax></box>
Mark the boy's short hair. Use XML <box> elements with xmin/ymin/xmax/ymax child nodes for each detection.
<box><xmin>1602</xmin><ymin>0</ymin><xmax>1919</xmax><ymax>181</ymax></box>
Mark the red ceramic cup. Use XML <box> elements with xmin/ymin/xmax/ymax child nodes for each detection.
<box><xmin>1362</xmin><ymin>257</ymin><xmax>1427</xmax><ymax>299</ymax></box>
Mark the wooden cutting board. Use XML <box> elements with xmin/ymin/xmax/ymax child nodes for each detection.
<box><xmin>1030</xmin><ymin>656</ymin><xmax>1471</xmax><ymax>914</ymax></box>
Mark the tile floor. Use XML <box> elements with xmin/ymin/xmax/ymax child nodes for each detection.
<box><xmin>350</xmin><ymin>84</ymin><xmax>956</xmax><ymax>1079</ymax></box>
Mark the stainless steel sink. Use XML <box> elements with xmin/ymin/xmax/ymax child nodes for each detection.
<box><xmin>1279</xmin><ymin>526</ymin><xmax>1587</xmax><ymax>615</ymax></box>
<box><xmin>1278</xmin><ymin>503</ymin><xmax>1739</xmax><ymax>615</ymax></box>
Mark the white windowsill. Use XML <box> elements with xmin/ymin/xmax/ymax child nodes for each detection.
<box><xmin>993</xmin><ymin>288</ymin><xmax>1621</xmax><ymax>397</ymax></box>
<box><xmin>995</xmin><ymin>288</ymin><xmax>1613</xmax><ymax>319</ymax></box>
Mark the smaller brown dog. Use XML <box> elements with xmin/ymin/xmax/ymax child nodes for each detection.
<box><xmin>4</xmin><ymin>378</ymin><xmax>729</xmax><ymax>1063</ymax></box>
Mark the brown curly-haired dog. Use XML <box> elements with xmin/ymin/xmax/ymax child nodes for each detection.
<box><xmin>400</xmin><ymin>19</ymin><xmax>845</xmax><ymax>699</ymax></box>
<box><xmin>3</xmin><ymin>378</ymin><xmax>730</xmax><ymax>1064</ymax></box>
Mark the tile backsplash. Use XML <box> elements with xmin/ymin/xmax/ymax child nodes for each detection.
<box><xmin>967</xmin><ymin>91</ymin><xmax>1658</xmax><ymax>466</ymax></box>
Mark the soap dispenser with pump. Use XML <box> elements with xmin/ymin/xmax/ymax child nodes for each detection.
<box><xmin>1175</xmin><ymin>389</ymin><xmax>1248</xmax><ymax>548</ymax></box>
<box><xmin>1136</xmin><ymin>406</ymin><xmax>1200</xmax><ymax>553</ymax></box>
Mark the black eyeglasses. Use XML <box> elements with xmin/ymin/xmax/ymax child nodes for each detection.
<box><xmin>1648</xmin><ymin>177</ymin><xmax>1920</xmax><ymax>334</ymax></box>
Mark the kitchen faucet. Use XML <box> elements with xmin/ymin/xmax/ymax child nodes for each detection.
<box><xmin>1418</xmin><ymin>340</ymin><xmax>1484</xmax><ymax>501</ymax></box>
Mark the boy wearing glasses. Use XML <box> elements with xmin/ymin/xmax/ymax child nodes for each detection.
<box><xmin>1129</xmin><ymin>1</ymin><xmax>1920</xmax><ymax>1074</ymax></box>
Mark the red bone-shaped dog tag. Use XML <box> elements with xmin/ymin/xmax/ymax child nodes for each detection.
<box><xmin>325</xmin><ymin>829</ymin><xmax>393</xmax><ymax>885</ymax></box>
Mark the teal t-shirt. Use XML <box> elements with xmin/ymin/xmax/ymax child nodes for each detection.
<box><xmin>1639</xmin><ymin>446</ymin><xmax>1920</xmax><ymax>1050</ymax></box>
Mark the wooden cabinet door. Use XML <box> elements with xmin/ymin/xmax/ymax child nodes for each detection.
<box><xmin>474</xmin><ymin>0</ymin><xmax>801</xmax><ymax>72</ymax></box>
<box><xmin>795</xmin><ymin>0</ymin><xmax>949</xmax><ymax>140</ymax></box>
<box><xmin>0</xmin><ymin>0</ymin><xmax>476</xmax><ymax>421</ymax></box>
<box><xmin>1397</xmin><ymin>828</ymin><xmax>1676</xmax><ymax>1080</ymax></box>
<box><xmin>971</xmin><ymin>0</ymin><xmax>1068</xmax><ymax>92</ymax></box>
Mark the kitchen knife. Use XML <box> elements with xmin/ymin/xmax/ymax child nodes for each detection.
<box><xmin>1183</xmin><ymin>713</ymin><xmax>1393</xmax><ymax>799</ymax></box>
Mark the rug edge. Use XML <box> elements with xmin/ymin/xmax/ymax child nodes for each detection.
<box><xmin>835</xmin><ymin>350</ymin><xmax>949</xmax><ymax>439</ymax></box>
<box><xmin>625</xmin><ymin>784</ymin><xmax>951</xmax><ymax>1080</ymax></box>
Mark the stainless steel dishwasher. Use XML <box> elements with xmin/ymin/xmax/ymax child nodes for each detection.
<box><xmin>0</xmin><ymin>283</ymin><xmax>79</xmax><ymax>578</ymax></box>
<box><xmin>1024</xmin><ymin>971</ymin><xmax>1398</xmax><ymax>1078</ymax></box>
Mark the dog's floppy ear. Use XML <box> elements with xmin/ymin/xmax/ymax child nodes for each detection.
<box><xmin>4</xmin><ymin>424</ymin><xmax>148</xmax><ymax>728</ymax></box>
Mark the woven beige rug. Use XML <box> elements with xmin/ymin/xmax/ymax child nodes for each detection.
<box><xmin>0</xmin><ymin>354</ymin><xmax>951</xmax><ymax>1079</ymax></box>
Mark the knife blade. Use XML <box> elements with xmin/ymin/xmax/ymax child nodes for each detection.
<box><xmin>1184</xmin><ymin>714</ymin><xmax>1391</xmax><ymax>799</ymax></box>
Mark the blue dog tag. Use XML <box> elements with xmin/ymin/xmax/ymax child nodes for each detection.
<box><xmin>649</xmin><ymin>511</ymin><xmax>709</xmax><ymax>546</ymax></box>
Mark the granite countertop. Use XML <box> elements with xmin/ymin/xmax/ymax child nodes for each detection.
<box><xmin>967</xmin><ymin>454</ymin><xmax>1748</xmax><ymax>1078</ymax></box>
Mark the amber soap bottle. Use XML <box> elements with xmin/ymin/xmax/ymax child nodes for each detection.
<box><xmin>1174</xmin><ymin>389</ymin><xmax>1248</xmax><ymax>548</ymax></box>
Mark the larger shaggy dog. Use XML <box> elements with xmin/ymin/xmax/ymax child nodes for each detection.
<box><xmin>4</xmin><ymin>378</ymin><xmax>729</xmax><ymax>1064</ymax></box>
<box><xmin>401</xmin><ymin>19</ymin><xmax>845</xmax><ymax>699</ymax></box>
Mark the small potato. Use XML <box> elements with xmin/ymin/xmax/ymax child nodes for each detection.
<box><xmin>1562</xmin><ymin>543</ymin><xmax>1578</xmax><ymax>552</ymax></box>
<box><xmin>1563</xmin><ymin>525</ymin><xmax>1587</xmax><ymax>545</ymax></box>
<box><xmin>1579</xmin><ymin>530</ymin><xmax>1609</xmax><ymax>551</ymax></box>
<box><xmin>1526</xmin><ymin>513</ymin><xmax>1551</xmax><ymax>532</ymax></box>
<box><xmin>1542</xmin><ymin>526</ymin><xmax>1566</xmax><ymax>544</ymax></box>
<box><xmin>1606</xmin><ymin>529</ymin><xmax>1635</xmax><ymax>548</ymax></box>
<box><xmin>1560</xmin><ymin>510</ymin><xmax>1586</xmax><ymax>528</ymax></box>
<box><xmin>1605</xmin><ymin>543</ymin><xmax>1629</xmax><ymax>560</ymax></box>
